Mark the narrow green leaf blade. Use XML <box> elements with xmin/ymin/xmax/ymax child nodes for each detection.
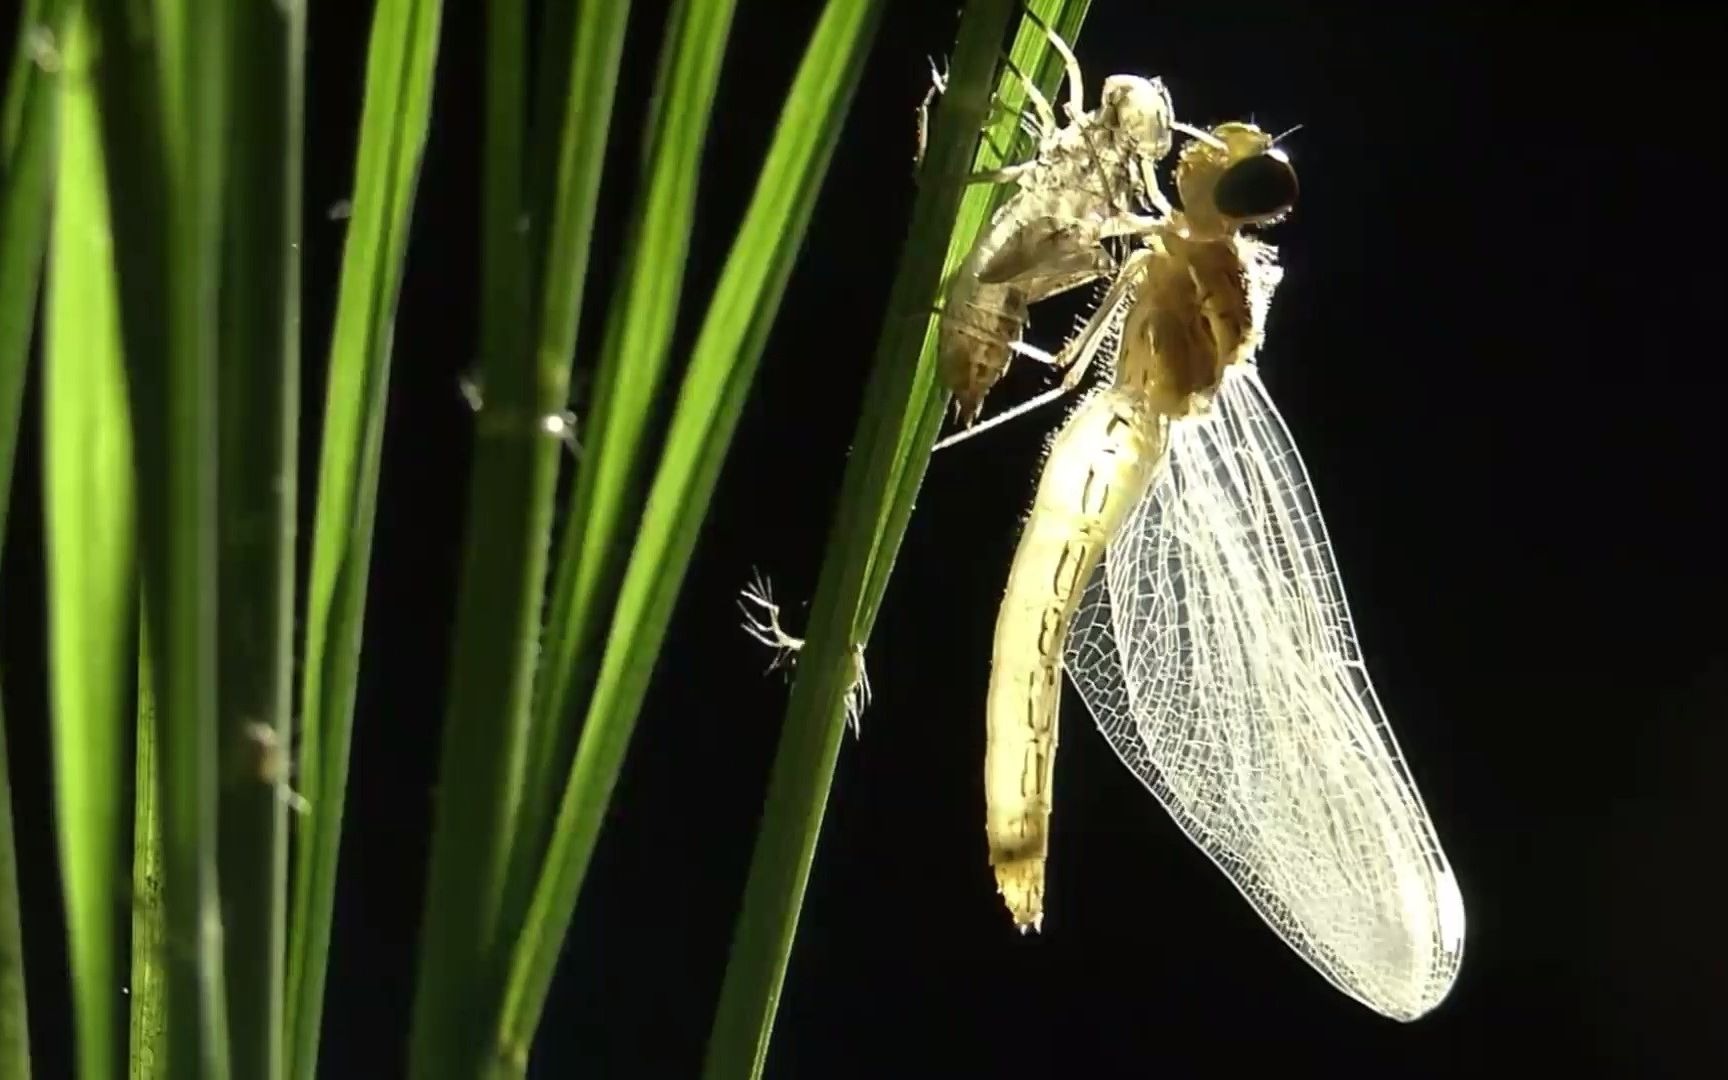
<box><xmin>129</xmin><ymin>625</ymin><xmax>166</xmax><ymax>1080</ymax></box>
<box><xmin>0</xmin><ymin>711</ymin><xmax>27</xmax><ymax>1080</ymax></box>
<box><xmin>44</xmin><ymin>16</ymin><xmax>135</xmax><ymax>1074</ymax></box>
<box><xmin>501</xmin><ymin>0</ymin><xmax>633</xmax><ymax>957</ymax></box>
<box><xmin>2</xmin><ymin>0</ymin><xmax>69</xmax><ymax>568</ymax></box>
<box><xmin>702</xmin><ymin>4</ymin><xmax>1091</xmax><ymax>1077</ymax></box>
<box><xmin>408</xmin><ymin>0</ymin><xmax>556</xmax><ymax>1072</ymax></box>
<box><xmin>496</xmin><ymin>0</ymin><xmax>885</xmax><ymax>1067</ymax></box>
<box><xmin>215</xmin><ymin>2</ymin><xmax>304</xmax><ymax>1078</ymax></box>
<box><xmin>0</xmin><ymin>5</ymin><xmax>73</xmax><ymax>1075</ymax></box>
<box><xmin>284</xmin><ymin>2</ymin><xmax>444</xmax><ymax>1077</ymax></box>
<box><xmin>81</xmin><ymin>0</ymin><xmax>238</xmax><ymax>1067</ymax></box>
<box><xmin>534</xmin><ymin>0</ymin><xmax>738</xmax><ymax>785</ymax></box>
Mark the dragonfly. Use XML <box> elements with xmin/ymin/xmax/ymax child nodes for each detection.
<box><xmin>933</xmin><ymin>15</ymin><xmax>1178</xmax><ymax>429</ymax></box>
<box><xmin>980</xmin><ymin>118</ymin><xmax>1466</xmax><ymax>1022</ymax></box>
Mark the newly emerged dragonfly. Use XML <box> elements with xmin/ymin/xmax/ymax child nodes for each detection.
<box><xmin>980</xmin><ymin>120</ymin><xmax>1465</xmax><ymax>1021</ymax></box>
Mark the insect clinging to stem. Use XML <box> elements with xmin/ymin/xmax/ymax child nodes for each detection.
<box><xmin>929</xmin><ymin>13</ymin><xmax>1180</xmax><ymax>431</ymax></box>
<box><xmin>975</xmin><ymin>109</ymin><xmax>1466</xmax><ymax>1021</ymax></box>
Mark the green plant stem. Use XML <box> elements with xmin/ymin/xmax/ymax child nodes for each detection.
<box><xmin>407</xmin><ymin>0</ymin><xmax>558</xmax><ymax>1072</ymax></box>
<box><xmin>43</xmin><ymin>15</ymin><xmax>135</xmax><ymax>1075</ymax></box>
<box><xmin>152</xmin><ymin>0</ymin><xmax>232</xmax><ymax>1068</ymax></box>
<box><xmin>214</xmin><ymin>2</ymin><xmax>303</xmax><ymax>1078</ymax></box>
<box><xmin>532</xmin><ymin>0</ymin><xmax>738</xmax><ymax>821</ymax></box>
<box><xmin>283</xmin><ymin>1</ymin><xmax>443</xmax><ymax>1077</ymax></box>
<box><xmin>83</xmin><ymin>0</ymin><xmax>238</xmax><ymax>1069</ymax></box>
<box><xmin>700</xmin><ymin>3</ymin><xmax>1091</xmax><ymax>1077</ymax></box>
<box><xmin>3</xmin><ymin>0</ymin><xmax>68</xmax><ymax>560</ymax></box>
<box><xmin>0</xmin><ymin>710</ymin><xmax>29</xmax><ymax>1080</ymax></box>
<box><xmin>493</xmin><ymin>0</ymin><xmax>884</xmax><ymax>1071</ymax></box>
<box><xmin>500</xmin><ymin>0</ymin><xmax>633</xmax><ymax>964</ymax></box>
<box><xmin>130</xmin><ymin>626</ymin><xmax>166</xmax><ymax>1080</ymax></box>
<box><xmin>0</xmin><ymin>5</ymin><xmax>72</xmax><ymax>1075</ymax></box>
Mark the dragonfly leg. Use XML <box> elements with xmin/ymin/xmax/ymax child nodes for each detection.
<box><xmin>1002</xmin><ymin>53</ymin><xmax>1057</xmax><ymax>141</ymax></box>
<box><xmin>1008</xmin><ymin>339</ymin><xmax>1059</xmax><ymax>366</ymax></box>
<box><xmin>968</xmin><ymin>160</ymin><xmax>1037</xmax><ymax>185</ymax></box>
<box><xmin>1099</xmin><ymin>211</ymin><xmax>1166</xmax><ymax>240</ymax></box>
<box><xmin>1022</xmin><ymin>6</ymin><xmax>1085</xmax><ymax>125</ymax></box>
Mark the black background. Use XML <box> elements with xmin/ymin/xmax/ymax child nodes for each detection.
<box><xmin>4</xmin><ymin>2</ymin><xmax>1725</xmax><ymax>1077</ymax></box>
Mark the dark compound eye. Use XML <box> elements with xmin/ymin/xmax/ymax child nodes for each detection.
<box><xmin>1213</xmin><ymin>152</ymin><xmax>1299</xmax><ymax>221</ymax></box>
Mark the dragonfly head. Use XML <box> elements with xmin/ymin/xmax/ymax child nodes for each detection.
<box><xmin>1173</xmin><ymin>121</ymin><xmax>1299</xmax><ymax>240</ymax></box>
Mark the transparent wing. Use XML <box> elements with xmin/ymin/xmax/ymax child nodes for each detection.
<box><xmin>1066</xmin><ymin>363</ymin><xmax>1465</xmax><ymax>1021</ymax></box>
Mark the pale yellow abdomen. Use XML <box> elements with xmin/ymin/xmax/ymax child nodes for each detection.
<box><xmin>984</xmin><ymin>388</ymin><xmax>1166</xmax><ymax>929</ymax></box>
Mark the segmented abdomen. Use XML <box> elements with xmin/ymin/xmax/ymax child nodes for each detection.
<box><xmin>984</xmin><ymin>388</ymin><xmax>1166</xmax><ymax>929</ymax></box>
<box><xmin>939</xmin><ymin>269</ymin><xmax>1027</xmax><ymax>428</ymax></box>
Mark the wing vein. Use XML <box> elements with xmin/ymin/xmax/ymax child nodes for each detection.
<box><xmin>1066</xmin><ymin>363</ymin><xmax>1464</xmax><ymax>1021</ymax></box>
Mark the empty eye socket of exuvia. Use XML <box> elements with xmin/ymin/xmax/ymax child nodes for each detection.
<box><xmin>1212</xmin><ymin>152</ymin><xmax>1299</xmax><ymax>221</ymax></box>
